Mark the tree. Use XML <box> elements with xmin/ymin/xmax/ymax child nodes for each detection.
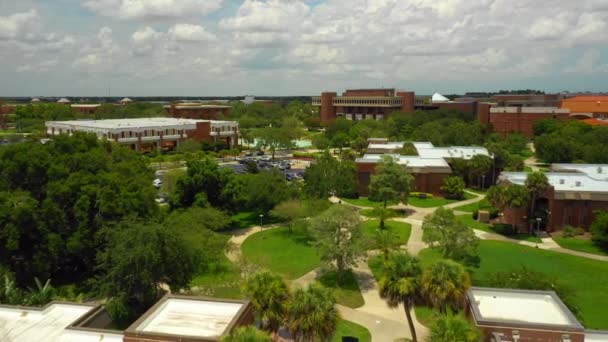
<box><xmin>161</xmin><ymin>169</ymin><xmax>186</xmax><ymax>196</ymax></box>
<box><xmin>369</xmin><ymin>155</ymin><xmax>413</xmax><ymax>213</ymax></box>
<box><xmin>96</xmin><ymin>221</ymin><xmax>199</xmax><ymax>324</ymax></box>
<box><xmin>421</xmin><ymin>260</ymin><xmax>471</xmax><ymax>314</ymax></box>
<box><xmin>242</xmin><ymin>271</ymin><xmax>290</xmax><ymax>333</ymax></box>
<box><xmin>486</xmin><ymin>184</ymin><xmax>528</xmax><ymax>212</ymax></box>
<box><xmin>303</xmin><ymin>151</ymin><xmax>357</xmax><ymax>199</ymax></box>
<box><xmin>591</xmin><ymin>210</ymin><xmax>608</xmax><ymax>252</ymax></box>
<box><xmin>372</xmin><ymin>206</ymin><xmax>395</xmax><ymax>230</ymax></box>
<box><xmin>468</xmin><ymin>155</ymin><xmax>492</xmax><ymax>189</ymax></box>
<box><xmin>176</xmin><ymin>139</ymin><xmax>202</xmax><ymax>154</ymax></box>
<box><xmin>429</xmin><ymin>314</ymin><xmax>481</xmax><ymax>342</ymax></box>
<box><xmin>270</xmin><ymin>199</ymin><xmax>306</xmax><ymax>233</ymax></box>
<box><xmin>525</xmin><ymin>172</ymin><xmax>550</xmax><ymax>232</ymax></box>
<box><xmin>378</xmin><ymin>252</ymin><xmax>422</xmax><ymax>342</ymax></box>
<box><xmin>310</xmin><ymin>205</ymin><xmax>363</xmax><ymax>285</ymax></box>
<box><xmin>285</xmin><ymin>284</ymin><xmax>338</xmax><ymax>342</ymax></box>
<box><xmin>173</xmin><ymin>157</ymin><xmax>234</xmax><ymax>208</ymax></box>
<box><xmin>397</xmin><ymin>142</ymin><xmax>418</xmax><ymax>156</ymax></box>
<box><xmin>239</xmin><ymin>170</ymin><xmax>295</xmax><ymax>214</ymax></box>
<box><xmin>441</xmin><ymin>176</ymin><xmax>465</xmax><ymax>200</ymax></box>
<box><xmin>331</xmin><ymin>132</ymin><xmax>350</xmax><ymax>153</ymax></box>
<box><xmin>221</xmin><ymin>326</ymin><xmax>273</xmax><ymax>342</ymax></box>
<box><xmin>24</xmin><ymin>278</ymin><xmax>55</xmax><ymax>306</ymax></box>
<box><xmin>281</xmin><ymin>116</ymin><xmax>305</xmax><ymax>141</ymax></box>
<box><xmin>375</xmin><ymin>229</ymin><xmax>398</xmax><ymax>260</ymax></box>
<box><xmin>254</xmin><ymin>127</ymin><xmax>292</xmax><ymax>160</ymax></box>
<box><xmin>422</xmin><ymin>207</ymin><xmax>480</xmax><ymax>267</ymax></box>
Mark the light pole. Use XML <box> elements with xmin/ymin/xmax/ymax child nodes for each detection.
<box><xmin>536</xmin><ymin>217</ymin><xmax>542</xmax><ymax>236</ymax></box>
<box><xmin>481</xmin><ymin>175</ymin><xmax>486</xmax><ymax>191</ymax></box>
<box><xmin>259</xmin><ymin>214</ymin><xmax>264</xmax><ymax>230</ymax></box>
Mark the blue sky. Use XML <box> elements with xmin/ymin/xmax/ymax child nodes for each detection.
<box><xmin>0</xmin><ymin>0</ymin><xmax>607</xmax><ymax>96</ymax></box>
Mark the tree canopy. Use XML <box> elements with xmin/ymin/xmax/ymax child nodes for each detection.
<box><xmin>369</xmin><ymin>155</ymin><xmax>413</xmax><ymax>206</ymax></box>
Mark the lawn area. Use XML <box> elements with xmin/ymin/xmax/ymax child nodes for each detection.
<box><xmin>418</xmin><ymin>240</ymin><xmax>608</xmax><ymax>329</ymax></box>
<box><xmin>524</xmin><ymin>166</ymin><xmax>533</xmax><ymax>172</ymax></box>
<box><xmin>360</xmin><ymin>219</ymin><xmax>411</xmax><ymax>249</ymax></box>
<box><xmin>341</xmin><ymin>197</ymin><xmax>392</xmax><ymax>208</ymax></box>
<box><xmin>241</xmin><ymin>227</ymin><xmax>320</xmax><ymax>279</ymax></box>
<box><xmin>414</xmin><ymin>306</ymin><xmax>437</xmax><ymax>328</ymax></box>
<box><xmin>553</xmin><ymin>236</ymin><xmax>608</xmax><ymax>256</ymax></box>
<box><xmin>332</xmin><ymin>320</ymin><xmax>371</xmax><ymax>342</ymax></box>
<box><xmin>452</xmin><ymin>197</ymin><xmax>490</xmax><ymax>213</ymax></box>
<box><xmin>407</xmin><ymin>192</ymin><xmax>475</xmax><ymax>208</ymax></box>
<box><xmin>230</xmin><ymin>211</ymin><xmax>279</xmax><ymax>229</ymax></box>
<box><xmin>190</xmin><ymin>253</ymin><xmax>243</xmax><ymax>299</ymax></box>
<box><xmin>456</xmin><ymin>214</ymin><xmax>542</xmax><ymax>243</ymax></box>
<box><xmin>359</xmin><ymin>207</ymin><xmax>407</xmax><ymax>218</ymax></box>
<box><xmin>318</xmin><ymin>270</ymin><xmax>364</xmax><ymax>309</ymax></box>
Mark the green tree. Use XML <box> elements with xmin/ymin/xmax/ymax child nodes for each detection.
<box><xmin>422</xmin><ymin>207</ymin><xmax>480</xmax><ymax>267</ymax></box>
<box><xmin>378</xmin><ymin>252</ymin><xmax>422</xmax><ymax>342</ymax></box>
<box><xmin>161</xmin><ymin>169</ymin><xmax>186</xmax><ymax>196</ymax></box>
<box><xmin>375</xmin><ymin>229</ymin><xmax>398</xmax><ymax>260</ymax></box>
<box><xmin>173</xmin><ymin>157</ymin><xmax>234</xmax><ymax>208</ymax></box>
<box><xmin>331</xmin><ymin>132</ymin><xmax>350</xmax><ymax>153</ymax></box>
<box><xmin>350</xmin><ymin>137</ymin><xmax>368</xmax><ymax>155</ymax></box>
<box><xmin>421</xmin><ymin>260</ymin><xmax>471</xmax><ymax>313</ymax></box>
<box><xmin>254</xmin><ymin>127</ymin><xmax>292</xmax><ymax>160</ymax></box>
<box><xmin>24</xmin><ymin>278</ymin><xmax>55</xmax><ymax>306</ymax></box>
<box><xmin>591</xmin><ymin>210</ymin><xmax>608</xmax><ymax>252</ymax></box>
<box><xmin>239</xmin><ymin>170</ymin><xmax>295</xmax><ymax>214</ymax></box>
<box><xmin>441</xmin><ymin>176</ymin><xmax>465</xmax><ymax>200</ymax></box>
<box><xmin>397</xmin><ymin>142</ymin><xmax>418</xmax><ymax>156</ymax></box>
<box><xmin>429</xmin><ymin>314</ymin><xmax>481</xmax><ymax>342</ymax></box>
<box><xmin>310</xmin><ymin>205</ymin><xmax>363</xmax><ymax>285</ymax></box>
<box><xmin>221</xmin><ymin>326</ymin><xmax>273</xmax><ymax>342</ymax></box>
<box><xmin>468</xmin><ymin>155</ymin><xmax>493</xmax><ymax>189</ymax></box>
<box><xmin>369</xmin><ymin>155</ymin><xmax>413</xmax><ymax>216</ymax></box>
<box><xmin>486</xmin><ymin>184</ymin><xmax>528</xmax><ymax>212</ymax></box>
<box><xmin>285</xmin><ymin>284</ymin><xmax>339</xmax><ymax>342</ymax></box>
<box><xmin>243</xmin><ymin>271</ymin><xmax>290</xmax><ymax>333</ymax></box>
<box><xmin>176</xmin><ymin>139</ymin><xmax>202</xmax><ymax>154</ymax></box>
<box><xmin>270</xmin><ymin>199</ymin><xmax>306</xmax><ymax>233</ymax></box>
<box><xmin>96</xmin><ymin>221</ymin><xmax>199</xmax><ymax>324</ymax></box>
<box><xmin>281</xmin><ymin>116</ymin><xmax>305</xmax><ymax>141</ymax></box>
<box><xmin>525</xmin><ymin>172</ymin><xmax>550</xmax><ymax>232</ymax></box>
<box><xmin>303</xmin><ymin>151</ymin><xmax>357</xmax><ymax>199</ymax></box>
<box><xmin>372</xmin><ymin>206</ymin><xmax>395</xmax><ymax>230</ymax></box>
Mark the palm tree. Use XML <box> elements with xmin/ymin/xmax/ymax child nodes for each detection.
<box><xmin>372</xmin><ymin>206</ymin><xmax>394</xmax><ymax>230</ymax></box>
<box><xmin>525</xmin><ymin>172</ymin><xmax>549</xmax><ymax>232</ymax></box>
<box><xmin>221</xmin><ymin>325</ymin><xmax>273</xmax><ymax>342</ymax></box>
<box><xmin>378</xmin><ymin>252</ymin><xmax>422</xmax><ymax>342</ymax></box>
<box><xmin>285</xmin><ymin>284</ymin><xmax>339</xmax><ymax>342</ymax></box>
<box><xmin>25</xmin><ymin>278</ymin><xmax>55</xmax><ymax>306</ymax></box>
<box><xmin>0</xmin><ymin>275</ymin><xmax>22</xmax><ymax>305</ymax></box>
<box><xmin>429</xmin><ymin>314</ymin><xmax>481</xmax><ymax>342</ymax></box>
<box><xmin>421</xmin><ymin>260</ymin><xmax>471</xmax><ymax>314</ymax></box>
<box><xmin>374</xmin><ymin>229</ymin><xmax>397</xmax><ymax>260</ymax></box>
<box><xmin>242</xmin><ymin>271</ymin><xmax>290</xmax><ymax>333</ymax></box>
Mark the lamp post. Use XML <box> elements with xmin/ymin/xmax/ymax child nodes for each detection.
<box><xmin>536</xmin><ymin>217</ymin><xmax>542</xmax><ymax>236</ymax></box>
<box><xmin>259</xmin><ymin>214</ymin><xmax>264</xmax><ymax>230</ymax></box>
<box><xmin>481</xmin><ymin>175</ymin><xmax>486</xmax><ymax>191</ymax></box>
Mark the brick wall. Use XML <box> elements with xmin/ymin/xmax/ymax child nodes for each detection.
<box><xmin>320</xmin><ymin>92</ymin><xmax>337</xmax><ymax>123</ymax></box>
<box><xmin>397</xmin><ymin>91</ymin><xmax>415</xmax><ymax>113</ymax></box>
<box><xmin>168</xmin><ymin>106</ymin><xmax>230</xmax><ymax>120</ymax></box>
<box><xmin>355</xmin><ymin>162</ymin><xmax>449</xmax><ymax>197</ymax></box>
<box><xmin>343</xmin><ymin>89</ymin><xmax>395</xmax><ymax>96</ymax></box>
<box><xmin>489</xmin><ymin>111</ymin><xmax>570</xmax><ymax>137</ymax></box>
<box><xmin>477</xmin><ymin>325</ymin><xmax>585</xmax><ymax>342</ymax></box>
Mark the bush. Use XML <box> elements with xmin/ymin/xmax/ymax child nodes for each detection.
<box><xmin>411</xmin><ymin>192</ymin><xmax>433</xmax><ymax>199</ymax></box>
<box><xmin>488</xmin><ymin>207</ymin><xmax>500</xmax><ymax>219</ymax></box>
<box><xmin>563</xmin><ymin>225</ymin><xmax>583</xmax><ymax>238</ymax></box>
<box><xmin>472</xmin><ymin>210</ymin><xmax>478</xmax><ymax>220</ymax></box>
<box><xmin>441</xmin><ymin>176</ymin><xmax>465</xmax><ymax>200</ymax></box>
<box><xmin>492</xmin><ymin>223</ymin><xmax>516</xmax><ymax>236</ymax></box>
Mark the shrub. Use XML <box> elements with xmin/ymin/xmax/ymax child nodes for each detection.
<box><xmin>492</xmin><ymin>223</ymin><xmax>516</xmax><ymax>236</ymax></box>
<box><xmin>411</xmin><ymin>192</ymin><xmax>433</xmax><ymax>199</ymax></box>
<box><xmin>488</xmin><ymin>207</ymin><xmax>500</xmax><ymax>219</ymax></box>
<box><xmin>472</xmin><ymin>210</ymin><xmax>479</xmax><ymax>220</ymax></box>
<box><xmin>441</xmin><ymin>176</ymin><xmax>465</xmax><ymax>200</ymax></box>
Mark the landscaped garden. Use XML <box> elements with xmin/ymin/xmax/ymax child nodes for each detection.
<box><xmin>451</xmin><ymin>197</ymin><xmax>490</xmax><ymax>212</ymax></box>
<box><xmin>332</xmin><ymin>320</ymin><xmax>371</xmax><ymax>342</ymax></box>
<box><xmin>455</xmin><ymin>214</ymin><xmax>542</xmax><ymax>243</ymax></box>
<box><xmin>360</xmin><ymin>219</ymin><xmax>412</xmax><ymax>249</ymax></box>
<box><xmin>417</xmin><ymin>240</ymin><xmax>608</xmax><ymax>329</ymax></box>
<box><xmin>359</xmin><ymin>207</ymin><xmax>407</xmax><ymax>218</ymax></box>
<box><xmin>553</xmin><ymin>235</ymin><xmax>608</xmax><ymax>256</ymax></box>
<box><xmin>241</xmin><ymin>227</ymin><xmax>320</xmax><ymax>279</ymax></box>
<box><xmin>318</xmin><ymin>270</ymin><xmax>365</xmax><ymax>308</ymax></box>
<box><xmin>190</xmin><ymin>253</ymin><xmax>243</xmax><ymax>299</ymax></box>
<box><xmin>407</xmin><ymin>192</ymin><xmax>475</xmax><ymax>208</ymax></box>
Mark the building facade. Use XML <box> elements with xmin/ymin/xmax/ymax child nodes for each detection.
<box><xmin>165</xmin><ymin>103</ymin><xmax>231</xmax><ymax>120</ymax></box>
<box><xmin>355</xmin><ymin>141</ymin><xmax>492</xmax><ymax>196</ymax></box>
<box><xmin>46</xmin><ymin>118</ymin><xmax>239</xmax><ymax>152</ymax></box>
<box><xmin>312</xmin><ymin>88</ymin><xmax>415</xmax><ymax>123</ymax></box>
<box><xmin>561</xmin><ymin>96</ymin><xmax>608</xmax><ymax>119</ymax></box>
<box><xmin>498</xmin><ymin>164</ymin><xmax>608</xmax><ymax>232</ymax></box>
<box><xmin>486</xmin><ymin>107</ymin><xmax>570</xmax><ymax>137</ymax></box>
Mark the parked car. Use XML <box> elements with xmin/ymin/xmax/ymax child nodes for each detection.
<box><xmin>153</xmin><ymin>179</ymin><xmax>163</xmax><ymax>188</ymax></box>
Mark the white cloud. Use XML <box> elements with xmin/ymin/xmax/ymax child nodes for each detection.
<box><xmin>0</xmin><ymin>9</ymin><xmax>38</xmax><ymax>40</ymax></box>
<box><xmin>168</xmin><ymin>24</ymin><xmax>215</xmax><ymax>42</ymax></box>
<box><xmin>74</xmin><ymin>27</ymin><xmax>117</xmax><ymax>70</ymax></box>
<box><xmin>83</xmin><ymin>0</ymin><xmax>224</xmax><ymax>20</ymax></box>
<box><xmin>131</xmin><ymin>26</ymin><xmax>162</xmax><ymax>55</ymax></box>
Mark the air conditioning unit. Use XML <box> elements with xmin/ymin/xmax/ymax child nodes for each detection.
<box><xmin>559</xmin><ymin>179</ymin><xmax>565</xmax><ymax>184</ymax></box>
<box><xmin>575</xmin><ymin>181</ymin><xmax>582</xmax><ymax>187</ymax></box>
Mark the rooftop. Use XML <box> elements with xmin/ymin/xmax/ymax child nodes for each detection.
<box><xmin>500</xmin><ymin>171</ymin><xmax>608</xmax><ymax>193</ymax></box>
<box><xmin>561</xmin><ymin>96</ymin><xmax>608</xmax><ymax>113</ymax></box>
<box><xmin>552</xmin><ymin>164</ymin><xmax>608</xmax><ymax>181</ymax></box>
<box><xmin>46</xmin><ymin>118</ymin><xmax>236</xmax><ymax>131</ymax></box>
<box><xmin>416</xmin><ymin>146</ymin><xmax>490</xmax><ymax>160</ymax></box>
<box><xmin>468</xmin><ymin>287</ymin><xmax>582</xmax><ymax>329</ymax></box>
<box><xmin>130</xmin><ymin>296</ymin><xmax>248</xmax><ymax>339</ymax></box>
<box><xmin>356</xmin><ymin>154</ymin><xmax>450</xmax><ymax>168</ymax></box>
<box><xmin>165</xmin><ymin>103</ymin><xmax>231</xmax><ymax>109</ymax></box>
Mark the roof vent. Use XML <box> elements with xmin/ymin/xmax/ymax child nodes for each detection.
<box><xmin>598</xmin><ymin>167</ymin><xmax>603</xmax><ymax>174</ymax></box>
<box><xmin>562</xmin><ymin>334</ymin><xmax>571</xmax><ymax>342</ymax></box>
<box><xmin>559</xmin><ymin>179</ymin><xmax>565</xmax><ymax>184</ymax></box>
<box><xmin>575</xmin><ymin>181</ymin><xmax>581</xmax><ymax>187</ymax></box>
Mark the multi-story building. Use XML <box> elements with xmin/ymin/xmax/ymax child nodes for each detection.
<box><xmin>497</xmin><ymin>164</ymin><xmax>608</xmax><ymax>232</ymax></box>
<box><xmin>0</xmin><ymin>294</ymin><xmax>254</xmax><ymax>342</ymax></box>
<box><xmin>312</xmin><ymin>88</ymin><xmax>416</xmax><ymax>123</ymax></box>
<box><xmin>483</xmin><ymin>106</ymin><xmax>571</xmax><ymax>137</ymax></box>
<box><xmin>356</xmin><ymin>141</ymin><xmax>492</xmax><ymax>196</ymax></box>
<box><xmin>561</xmin><ymin>96</ymin><xmax>608</xmax><ymax>119</ymax></box>
<box><xmin>165</xmin><ymin>103</ymin><xmax>231</xmax><ymax>120</ymax></box>
<box><xmin>71</xmin><ymin>104</ymin><xmax>101</xmax><ymax>115</ymax></box>
<box><xmin>45</xmin><ymin>118</ymin><xmax>239</xmax><ymax>151</ymax></box>
<box><xmin>466</xmin><ymin>287</ymin><xmax>606</xmax><ymax>342</ymax></box>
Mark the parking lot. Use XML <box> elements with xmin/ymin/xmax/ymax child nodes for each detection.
<box><xmin>221</xmin><ymin>156</ymin><xmax>306</xmax><ymax>181</ymax></box>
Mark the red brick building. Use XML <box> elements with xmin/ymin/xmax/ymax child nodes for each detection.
<box><xmin>561</xmin><ymin>96</ymin><xmax>608</xmax><ymax>119</ymax></box>
<box><xmin>485</xmin><ymin>106</ymin><xmax>570</xmax><ymax>137</ymax></box>
<box><xmin>498</xmin><ymin>164</ymin><xmax>608</xmax><ymax>232</ymax></box>
<box><xmin>0</xmin><ymin>103</ymin><xmax>16</xmax><ymax>129</ymax></box>
<box><xmin>165</xmin><ymin>103</ymin><xmax>231</xmax><ymax>120</ymax></box>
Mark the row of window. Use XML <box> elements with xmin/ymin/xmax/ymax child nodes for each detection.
<box><xmin>333</xmin><ymin>98</ymin><xmax>402</xmax><ymax>105</ymax></box>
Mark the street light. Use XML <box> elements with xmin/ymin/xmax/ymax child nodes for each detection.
<box><xmin>536</xmin><ymin>217</ymin><xmax>542</xmax><ymax>236</ymax></box>
<box><xmin>259</xmin><ymin>214</ymin><xmax>264</xmax><ymax>230</ymax></box>
<box><xmin>481</xmin><ymin>175</ymin><xmax>486</xmax><ymax>191</ymax></box>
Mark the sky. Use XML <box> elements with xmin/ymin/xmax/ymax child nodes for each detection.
<box><xmin>1</xmin><ymin>0</ymin><xmax>608</xmax><ymax>97</ymax></box>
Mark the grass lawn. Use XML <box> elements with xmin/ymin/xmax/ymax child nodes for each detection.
<box><xmin>407</xmin><ymin>192</ymin><xmax>475</xmax><ymax>208</ymax></box>
<box><xmin>524</xmin><ymin>166</ymin><xmax>533</xmax><ymax>172</ymax></box>
<box><xmin>456</xmin><ymin>214</ymin><xmax>542</xmax><ymax>243</ymax></box>
<box><xmin>318</xmin><ymin>270</ymin><xmax>364</xmax><ymax>308</ymax></box>
<box><xmin>452</xmin><ymin>198</ymin><xmax>490</xmax><ymax>213</ymax></box>
<box><xmin>230</xmin><ymin>211</ymin><xmax>279</xmax><ymax>229</ymax></box>
<box><xmin>418</xmin><ymin>240</ymin><xmax>608</xmax><ymax>329</ymax></box>
<box><xmin>332</xmin><ymin>320</ymin><xmax>371</xmax><ymax>342</ymax></box>
<box><xmin>414</xmin><ymin>306</ymin><xmax>437</xmax><ymax>328</ymax></box>
<box><xmin>359</xmin><ymin>207</ymin><xmax>407</xmax><ymax>218</ymax></box>
<box><xmin>190</xmin><ymin>254</ymin><xmax>243</xmax><ymax>299</ymax></box>
<box><xmin>341</xmin><ymin>197</ymin><xmax>391</xmax><ymax>208</ymax></box>
<box><xmin>241</xmin><ymin>227</ymin><xmax>320</xmax><ymax>279</ymax></box>
<box><xmin>361</xmin><ymin>219</ymin><xmax>411</xmax><ymax>249</ymax></box>
<box><xmin>553</xmin><ymin>237</ymin><xmax>608</xmax><ymax>256</ymax></box>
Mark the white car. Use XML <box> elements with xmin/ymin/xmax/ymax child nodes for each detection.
<box><xmin>153</xmin><ymin>179</ymin><xmax>163</xmax><ymax>188</ymax></box>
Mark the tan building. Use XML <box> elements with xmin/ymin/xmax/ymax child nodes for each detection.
<box><xmin>165</xmin><ymin>103</ymin><xmax>231</xmax><ymax>120</ymax></box>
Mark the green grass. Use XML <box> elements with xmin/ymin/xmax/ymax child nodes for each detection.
<box><xmin>230</xmin><ymin>211</ymin><xmax>279</xmax><ymax>229</ymax></box>
<box><xmin>455</xmin><ymin>214</ymin><xmax>542</xmax><ymax>243</ymax></box>
<box><xmin>332</xmin><ymin>320</ymin><xmax>371</xmax><ymax>342</ymax></box>
<box><xmin>341</xmin><ymin>197</ymin><xmax>391</xmax><ymax>208</ymax></box>
<box><xmin>418</xmin><ymin>240</ymin><xmax>608</xmax><ymax>329</ymax></box>
<box><xmin>360</xmin><ymin>220</ymin><xmax>411</xmax><ymax>249</ymax></box>
<box><xmin>553</xmin><ymin>237</ymin><xmax>608</xmax><ymax>256</ymax></box>
<box><xmin>407</xmin><ymin>192</ymin><xmax>475</xmax><ymax>208</ymax></box>
<box><xmin>524</xmin><ymin>166</ymin><xmax>533</xmax><ymax>172</ymax></box>
<box><xmin>465</xmin><ymin>188</ymin><xmax>487</xmax><ymax>195</ymax></box>
<box><xmin>414</xmin><ymin>306</ymin><xmax>439</xmax><ymax>328</ymax></box>
<box><xmin>451</xmin><ymin>198</ymin><xmax>490</xmax><ymax>213</ymax></box>
<box><xmin>359</xmin><ymin>207</ymin><xmax>407</xmax><ymax>218</ymax></box>
<box><xmin>318</xmin><ymin>270</ymin><xmax>364</xmax><ymax>308</ymax></box>
<box><xmin>241</xmin><ymin>227</ymin><xmax>320</xmax><ymax>279</ymax></box>
<box><xmin>190</xmin><ymin>254</ymin><xmax>243</xmax><ymax>299</ymax></box>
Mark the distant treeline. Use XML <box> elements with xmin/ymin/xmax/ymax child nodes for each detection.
<box><xmin>0</xmin><ymin>96</ymin><xmax>313</xmax><ymax>105</ymax></box>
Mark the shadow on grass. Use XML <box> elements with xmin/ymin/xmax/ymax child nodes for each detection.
<box><xmin>318</xmin><ymin>270</ymin><xmax>365</xmax><ymax>308</ymax></box>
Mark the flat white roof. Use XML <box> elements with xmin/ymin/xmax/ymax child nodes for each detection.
<box><xmin>469</xmin><ymin>288</ymin><xmax>581</xmax><ymax>328</ymax></box>
<box><xmin>367</xmin><ymin>142</ymin><xmax>404</xmax><ymax>150</ymax></box>
<box><xmin>356</xmin><ymin>154</ymin><xmax>450</xmax><ymax>168</ymax></box>
<box><xmin>135</xmin><ymin>298</ymin><xmax>243</xmax><ymax>338</ymax></box>
<box><xmin>164</xmin><ymin>104</ymin><xmax>231</xmax><ymax>109</ymax></box>
<box><xmin>500</xmin><ymin>172</ymin><xmax>608</xmax><ymax>193</ymax></box>
<box><xmin>70</xmin><ymin>104</ymin><xmax>101</xmax><ymax>108</ymax></box>
<box><xmin>552</xmin><ymin>164</ymin><xmax>608</xmax><ymax>181</ymax></box>
<box><xmin>416</xmin><ymin>146</ymin><xmax>490</xmax><ymax>160</ymax></box>
<box><xmin>0</xmin><ymin>303</ymin><xmax>94</xmax><ymax>342</ymax></box>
